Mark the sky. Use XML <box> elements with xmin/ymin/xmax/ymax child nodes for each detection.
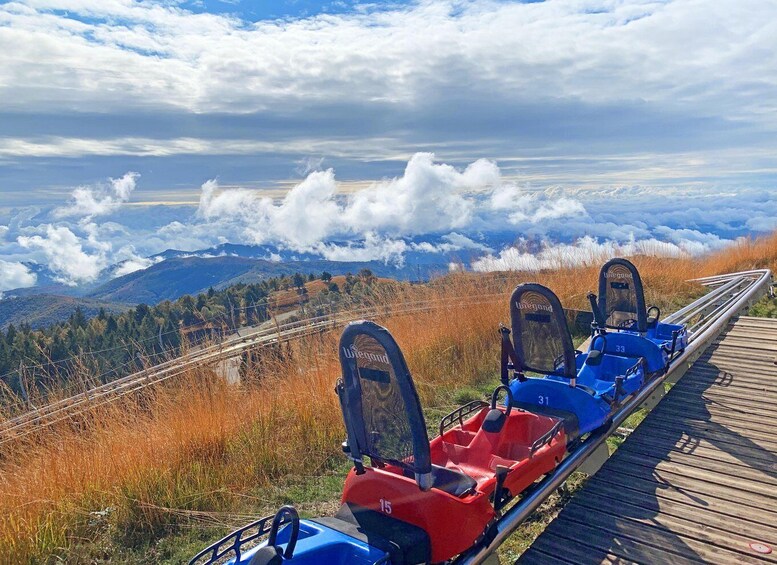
<box><xmin>1</xmin><ymin>0</ymin><xmax>777</xmax><ymax>292</ymax></box>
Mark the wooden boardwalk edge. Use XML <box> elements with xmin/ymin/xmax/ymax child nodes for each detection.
<box><xmin>518</xmin><ymin>316</ymin><xmax>777</xmax><ymax>564</ymax></box>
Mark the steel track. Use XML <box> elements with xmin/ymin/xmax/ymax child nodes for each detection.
<box><xmin>0</xmin><ymin>293</ymin><xmax>505</xmax><ymax>445</ymax></box>
<box><xmin>454</xmin><ymin>268</ymin><xmax>772</xmax><ymax>564</ymax></box>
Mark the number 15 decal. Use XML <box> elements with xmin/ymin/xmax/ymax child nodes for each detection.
<box><xmin>379</xmin><ymin>498</ymin><xmax>392</xmax><ymax>514</ymax></box>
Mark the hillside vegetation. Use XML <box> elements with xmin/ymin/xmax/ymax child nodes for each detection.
<box><xmin>1</xmin><ymin>233</ymin><xmax>776</xmax><ymax>564</ymax></box>
<box><xmin>0</xmin><ymin>294</ymin><xmax>128</xmax><ymax>331</ymax></box>
<box><xmin>0</xmin><ymin>255</ymin><xmax>427</xmax><ymax>330</ymax></box>
<box><xmin>0</xmin><ymin>270</ymin><xmax>383</xmax><ymax>413</ymax></box>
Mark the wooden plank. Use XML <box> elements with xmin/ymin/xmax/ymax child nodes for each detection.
<box><xmin>709</xmin><ymin>338</ymin><xmax>777</xmax><ymax>351</ymax></box>
<box><xmin>612</xmin><ymin>447</ymin><xmax>776</xmax><ymax>488</ymax></box>
<box><xmin>562</xmin><ymin>499</ymin><xmax>777</xmax><ymax>563</ymax></box>
<box><xmin>516</xmin><ymin>545</ymin><xmax>581</xmax><ymax>565</ymax></box>
<box><xmin>662</xmin><ymin>393</ymin><xmax>777</xmax><ymax>418</ymax></box>
<box><xmin>708</xmin><ymin>346</ymin><xmax>777</xmax><ymax>358</ymax></box>
<box><xmin>719</xmin><ymin>332</ymin><xmax>773</xmax><ymax>340</ymax></box>
<box><xmin>586</xmin><ymin>466</ymin><xmax>777</xmax><ymax>527</ymax></box>
<box><xmin>620</xmin><ymin>429</ymin><xmax>777</xmax><ymax>469</ymax></box>
<box><xmin>716</xmin><ymin>329</ymin><xmax>777</xmax><ymax>341</ymax></box>
<box><xmin>583</xmin><ymin>481</ymin><xmax>777</xmax><ymax>541</ymax></box>
<box><xmin>710</xmin><ymin>337</ymin><xmax>777</xmax><ymax>348</ymax></box>
<box><xmin>538</xmin><ymin>514</ymin><xmax>710</xmax><ymax>565</ymax></box>
<box><xmin>655</xmin><ymin>394</ymin><xmax>777</xmax><ymax>422</ymax></box>
<box><xmin>522</xmin><ymin>531</ymin><xmax>645</xmax><ymax>565</ymax></box>
<box><xmin>663</xmin><ymin>387</ymin><xmax>777</xmax><ymax>412</ymax></box>
<box><xmin>653</xmin><ymin>404</ymin><xmax>776</xmax><ymax>429</ymax></box>
<box><xmin>672</xmin><ymin>377</ymin><xmax>777</xmax><ymax>397</ymax></box>
<box><xmin>684</xmin><ymin>361</ymin><xmax>777</xmax><ymax>376</ymax></box>
<box><xmin>624</xmin><ymin>421</ymin><xmax>777</xmax><ymax>459</ymax></box>
<box><xmin>604</xmin><ymin>457</ymin><xmax>777</xmax><ymax>500</ymax></box>
<box><xmin>733</xmin><ymin>317</ymin><xmax>777</xmax><ymax>327</ymax></box>
<box><xmin>642</xmin><ymin>412</ymin><xmax>777</xmax><ymax>448</ymax></box>
<box><xmin>520</xmin><ymin>319</ymin><xmax>777</xmax><ymax>564</ymax></box>
<box><xmin>701</xmin><ymin>357</ymin><xmax>777</xmax><ymax>373</ymax></box>
<box><xmin>546</xmin><ymin>506</ymin><xmax>767</xmax><ymax>564</ymax></box>
<box><xmin>704</xmin><ymin>349</ymin><xmax>777</xmax><ymax>364</ymax></box>
<box><xmin>677</xmin><ymin>365</ymin><xmax>774</xmax><ymax>382</ymax></box>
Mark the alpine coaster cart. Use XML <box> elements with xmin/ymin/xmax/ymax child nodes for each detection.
<box><xmin>189</xmin><ymin>259</ymin><xmax>691</xmax><ymax>565</ymax></box>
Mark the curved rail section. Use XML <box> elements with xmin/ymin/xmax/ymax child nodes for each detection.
<box><xmin>455</xmin><ymin>268</ymin><xmax>772</xmax><ymax>565</ymax></box>
<box><xmin>0</xmin><ymin>294</ymin><xmax>505</xmax><ymax>445</ymax></box>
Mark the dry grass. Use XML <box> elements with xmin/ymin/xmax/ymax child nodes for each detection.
<box><xmin>2</xmin><ymin>232</ymin><xmax>777</xmax><ymax>564</ymax></box>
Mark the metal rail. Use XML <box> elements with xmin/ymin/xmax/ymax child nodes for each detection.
<box><xmin>455</xmin><ymin>268</ymin><xmax>772</xmax><ymax>565</ymax></box>
<box><xmin>0</xmin><ymin>293</ymin><xmax>507</xmax><ymax>445</ymax></box>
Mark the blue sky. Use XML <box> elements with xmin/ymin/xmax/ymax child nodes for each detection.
<box><xmin>180</xmin><ymin>1</ymin><xmax>419</xmax><ymax>20</ymax></box>
<box><xmin>1</xmin><ymin>0</ymin><xmax>777</xmax><ymax>291</ymax></box>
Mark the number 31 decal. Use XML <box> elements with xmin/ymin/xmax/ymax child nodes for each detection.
<box><xmin>538</xmin><ymin>395</ymin><xmax>550</xmax><ymax>405</ymax></box>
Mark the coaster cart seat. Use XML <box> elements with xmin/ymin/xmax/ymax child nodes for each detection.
<box><xmin>505</xmin><ymin>284</ymin><xmax>646</xmax><ymax>438</ymax></box>
<box><xmin>588</xmin><ymin>258</ymin><xmax>687</xmax><ymax>375</ymax></box>
<box><xmin>337</xmin><ymin>321</ymin><xmax>566</xmax><ymax>563</ymax></box>
<box><xmin>189</xmin><ymin>506</ymin><xmax>391</xmax><ymax>565</ymax></box>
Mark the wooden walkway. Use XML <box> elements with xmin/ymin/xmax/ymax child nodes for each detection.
<box><xmin>519</xmin><ymin>316</ymin><xmax>777</xmax><ymax>564</ymax></box>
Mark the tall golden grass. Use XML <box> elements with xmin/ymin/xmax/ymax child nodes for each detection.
<box><xmin>2</xmin><ymin>232</ymin><xmax>776</xmax><ymax>564</ymax></box>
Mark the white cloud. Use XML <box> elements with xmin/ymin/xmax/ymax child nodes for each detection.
<box><xmin>746</xmin><ymin>216</ymin><xmax>777</xmax><ymax>233</ymax></box>
<box><xmin>195</xmin><ymin>153</ymin><xmax>503</xmax><ymax>253</ymax></box>
<box><xmin>0</xmin><ymin>260</ymin><xmax>37</xmax><ymax>293</ymax></box>
<box><xmin>113</xmin><ymin>255</ymin><xmax>163</xmax><ymax>277</ymax></box>
<box><xmin>2</xmin><ymin>0</ymin><xmax>777</xmax><ymax>210</ymax></box>
<box><xmin>2</xmin><ymin>0</ymin><xmax>775</xmax><ymax>126</ymax></box>
<box><xmin>2</xmin><ymin>154</ymin><xmax>776</xmax><ymax>288</ymax></box>
<box><xmin>17</xmin><ymin>225</ymin><xmax>108</xmax><ymax>285</ymax></box>
<box><xmin>313</xmin><ymin>233</ymin><xmax>409</xmax><ymax>265</ymax></box>
<box><xmin>471</xmin><ymin>234</ymin><xmax>727</xmax><ymax>273</ymax></box>
<box><xmin>197</xmin><ymin>169</ymin><xmax>341</xmax><ymax>248</ymax></box>
<box><xmin>55</xmin><ymin>172</ymin><xmax>139</xmax><ymax>218</ymax></box>
<box><xmin>491</xmin><ymin>183</ymin><xmax>588</xmax><ymax>224</ymax></box>
<box><xmin>441</xmin><ymin>232</ymin><xmax>493</xmax><ymax>253</ymax></box>
<box><xmin>342</xmin><ymin>154</ymin><xmax>494</xmax><ymax>235</ymax></box>
<box><xmin>260</xmin><ymin>169</ymin><xmax>340</xmax><ymax>248</ymax></box>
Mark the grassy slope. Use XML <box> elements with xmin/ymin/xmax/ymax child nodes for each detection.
<box><xmin>2</xmin><ymin>233</ymin><xmax>777</xmax><ymax>564</ymax></box>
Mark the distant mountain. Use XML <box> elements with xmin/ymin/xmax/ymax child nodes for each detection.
<box><xmin>84</xmin><ymin>255</ymin><xmax>437</xmax><ymax>306</ymax></box>
<box><xmin>1</xmin><ymin>232</ymin><xmax>518</xmax><ymax>317</ymax></box>
<box><xmin>0</xmin><ymin>294</ymin><xmax>128</xmax><ymax>330</ymax></box>
<box><xmin>150</xmin><ymin>237</ymin><xmax>501</xmax><ymax>267</ymax></box>
<box><xmin>87</xmin><ymin>256</ymin><xmax>262</xmax><ymax>304</ymax></box>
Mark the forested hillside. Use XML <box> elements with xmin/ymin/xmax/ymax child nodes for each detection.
<box><xmin>0</xmin><ymin>294</ymin><xmax>128</xmax><ymax>331</ymax></box>
<box><xmin>0</xmin><ymin>269</ymin><xmax>383</xmax><ymax>399</ymax></box>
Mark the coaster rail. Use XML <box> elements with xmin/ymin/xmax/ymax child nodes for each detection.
<box><xmin>455</xmin><ymin>268</ymin><xmax>772</xmax><ymax>565</ymax></box>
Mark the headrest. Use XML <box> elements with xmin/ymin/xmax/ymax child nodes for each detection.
<box><xmin>598</xmin><ymin>258</ymin><xmax>647</xmax><ymax>333</ymax></box>
<box><xmin>338</xmin><ymin>321</ymin><xmax>432</xmax><ymax>488</ymax></box>
<box><xmin>510</xmin><ymin>283</ymin><xmax>576</xmax><ymax>378</ymax></box>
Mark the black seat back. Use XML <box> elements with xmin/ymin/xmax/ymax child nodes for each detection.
<box><xmin>597</xmin><ymin>258</ymin><xmax>648</xmax><ymax>333</ymax></box>
<box><xmin>337</xmin><ymin>321</ymin><xmax>433</xmax><ymax>491</ymax></box>
<box><xmin>510</xmin><ymin>283</ymin><xmax>576</xmax><ymax>379</ymax></box>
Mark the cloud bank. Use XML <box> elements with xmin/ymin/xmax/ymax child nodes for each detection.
<box><xmin>1</xmin><ymin>0</ymin><xmax>777</xmax><ymax>202</ymax></box>
<box><xmin>18</xmin><ymin>225</ymin><xmax>109</xmax><ymax>286</ymax></box>
<box><xmin>196</xmin><ymin>153</ymin><xmax>499</xmax><ymax>247</ymax></box>
<box><xmin>471</xmin><ymin>235</ymin><xmax>726</xmax><ymax>273</ymax></box>
<box><xmin>0</xmin><ymin>260</ymin><xmax>36</xmax><ymax>294</ymax></box>
<box><xmin>2</xmin><ymin>153</ymin><xmax>774</xmax><ymax>291</ymax></box>
<box><xmin>55</xmin><ymin>172</ymin><xmax>139</xmax><ymax>219</ymax></box>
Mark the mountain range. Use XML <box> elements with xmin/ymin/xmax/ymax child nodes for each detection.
<box><xmin>1</xmin><ymin>234</ymin><xmax>506</xmax><ymax>329</ymax></box>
